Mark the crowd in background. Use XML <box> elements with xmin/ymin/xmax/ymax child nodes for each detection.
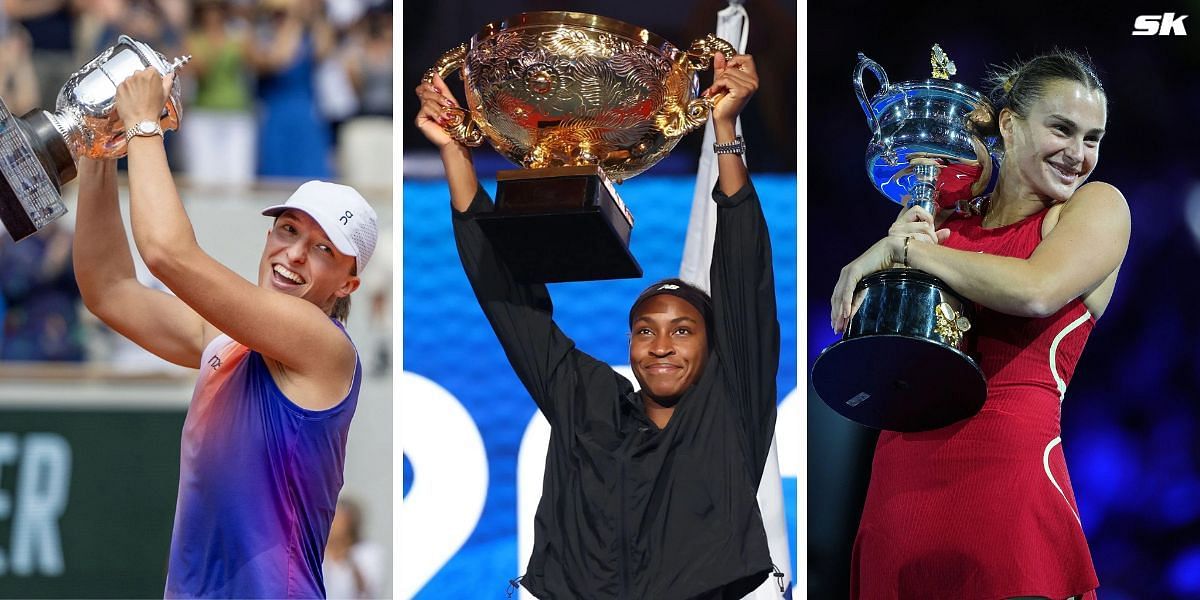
<box><xmin>0</xmin><ymin>0</ymin><xmax>392</xmax><ymax>363</ymax></box>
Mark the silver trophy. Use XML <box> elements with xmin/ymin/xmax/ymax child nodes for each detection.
<box><xmin>811</xmin><ymin>45</ymin><xmax>1000</xmax><ymax>432</ymax></box>
<box><xmin>0</xmin><ymin>35</ymin><xmax>188</xmax><ymax>242</ymax></box>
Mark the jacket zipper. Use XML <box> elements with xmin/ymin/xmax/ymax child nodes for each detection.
<box><xmin>618</xmin><ymin>455</ymin><xmax>630</xmax><ymax>600</ymax></box>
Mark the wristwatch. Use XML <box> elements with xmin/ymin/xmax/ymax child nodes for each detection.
<box><xmin>712</xmin><ymin>135</ymin><xmax>746</xmax><ymax>155</ymax></box>
<box><xmin>125</xmin><ymin>120</ymin><xmax>163</xmax><ymax>141</ymax></box>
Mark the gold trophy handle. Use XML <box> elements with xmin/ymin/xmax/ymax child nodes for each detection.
<box><xmin>680</xmin><ymin>34</ymin><xmax>739</xmax><ymax>134</ymax></box>
<box><xmin>423</xmin><ymin>43</ymin><xmax>484</xmax><ymax>147</ymax></box>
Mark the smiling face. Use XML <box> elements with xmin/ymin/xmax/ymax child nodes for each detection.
<box><xmin>629</xmin><ymin>294</ymin><xmax>709</xmax><ymax>406</ymax></box>
<box><xmin>1000</xmin><ymin>79</ymin><xmax>1107</xmax><ymax>203</ymax></box>
<box><xmin>258</xmin><ymin>210</ymin><xmax>359</xmax><ymax>314</ymax></box>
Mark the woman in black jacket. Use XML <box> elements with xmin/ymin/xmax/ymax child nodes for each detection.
<box><xmin>415</xmin><ymin>52</ymin><xmax>780</xmax><ymax>599</ymax></box>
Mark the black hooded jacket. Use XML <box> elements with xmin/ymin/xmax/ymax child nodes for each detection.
<box><xmin>453</xmin><ymin>182</ymin><xmax>780</xmax><ymax>599</ymax></box>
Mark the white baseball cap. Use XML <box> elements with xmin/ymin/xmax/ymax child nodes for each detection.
<box><xmin>261</xmin><ymin>180</ymin><xmax>379</xmax><ymax>274</ymax></box>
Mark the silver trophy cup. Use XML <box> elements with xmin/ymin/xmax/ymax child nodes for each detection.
<box><xmin>811</xmin><ymin>46</ymin><xmax>1000</xmax><ymax>432</ymax></box>
<box><xmin>0</xmin><ymin>35</ymin><xmax>188</xmax><ymax>242</ymax></box>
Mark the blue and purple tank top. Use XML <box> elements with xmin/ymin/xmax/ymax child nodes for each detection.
<box><xmin>164</xmin><ymin>327</ymin><xmax>360</xmax><ymax>598</ymax></box>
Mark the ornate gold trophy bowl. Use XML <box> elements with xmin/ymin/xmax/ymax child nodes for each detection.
<box><xmin>426</xmin><ymin>11</ymin><xmax>735</xmax><ymax>282</ymax></box>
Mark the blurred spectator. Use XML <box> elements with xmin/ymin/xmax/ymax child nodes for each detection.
<box><xmin>6</xmin><ymin>0</ymin><xmax>79</xmax><ymax>110</ymax></box>
<box><xmin>253</xmin><ymin>0</ymin><xmax>334</xmax><ymax>179</ymax></box>
<box><xmin>180</xmin><ymin>0</ymin><xmax>256</xmax><ymax>188</ymax></box>
<box><xmin>330</xmin><ymin>3</ymin><xmax>390</xmax><ymax>186</ymax></box>
<box><xmin>344</xmin><ymin>3</ymin><xmax>390</xmax><ymax>118</ymax></box>
<box><xmin>0</xmin><ymin>221</ymin><xmax>85</xmax><ymax>361</ymax></box>
<box><xmin>357</xmin><ymin>226</ymin><xmax>390</xmax><ymax>375</ymax></box>
<box><xmin>0</xmin><ymin>20</ymin><xmax>40</xmax><ymax>115</ymax></box>
<box><xmin>315</xmin><ymin>20</ymin><xmax>358</xmax><ymax>147</ymax></box>
<box><xmin>86</xmin><ymin>0</ymin><xmax>185</xmax><ymax>59</ymax></box>
<box><xmin>322</xmin><ymin>497</ymin><xmax>387</xmax><ymax>599</ymax></box>
<box><xmin>6</xmin><ymin>0</ymin><xmax>84</xmax><ymax>112</ymax></box>
<box><xmin>322</xmin><ymin>0</ymin><xmax>369</xmax><ymax>29</ymax></box>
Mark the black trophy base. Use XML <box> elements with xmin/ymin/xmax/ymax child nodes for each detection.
<box><xmin>811</xmin><ymin>268</ymin><xmax>987</xmax><ymax>432</ymax></box>
<box><xmin>476</xmin><ymin>166</ymin><xmax>642</xmax><ymax>283</ymax></box>
<box><xmin>0</xmin><ymin>176</ymin><xmax>38</xmax><ymax>241</ymax></box>
<box><xmin>812</xmin><ymin>334</ymin><xmax>987</xmax><ymax>432</ymax></box>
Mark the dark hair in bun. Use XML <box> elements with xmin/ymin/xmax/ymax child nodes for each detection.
<box><xmin>981</xmin><ymin>49</ymin><xmax>1105</xmax><ymax>145</ymax></box>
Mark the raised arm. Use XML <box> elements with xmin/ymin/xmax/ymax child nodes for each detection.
<box><xmin>415</xmin><ymin>74</ymin><xmax>479</xmax><ymax>212</ymax></box>
<box><xmin>704</xmin><ymin>54</ymin><xmax>779</xmax><ymax>473</ymax></box>
<box><xmin>415</xmin><ymin>76</ymin><xmax>581</xmax><ymax>424</ymax></box>
<box><xmin>73</xmin><ymin>157</ymin><xmax>212</xmax><ymax>367</ymax></box>
<box><xmin>707</xmin><ymin>52</ymin><xmax>750</xmax><ymax>196</ymax></box>
<box><xmin>113</xmin><ymin>68</ymin><xmax>355</xmax><ymax>404</ymax></box>
<box><xmin>249</xmin><ymin>10</ymin><xmax>305</xmax><ymax>74</ymax></box>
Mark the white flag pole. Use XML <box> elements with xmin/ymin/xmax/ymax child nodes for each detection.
<box><xmin>677</xmin><ymin>2</ymin><xmax>794</xmax><ymax>598</ymax></box>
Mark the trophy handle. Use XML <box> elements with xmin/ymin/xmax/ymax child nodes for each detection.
<box><xmin>678</xmin><ymin>34</ymin><xmax>739</xmax><ymax>134</ymax></box>
<box><xmin>854</xmin><ymin>53</ymin><xmax>890</xmax><ymax>141</ymax></box>
<box><xmin>423</xmin><ymin>43</ymin><xmax>484</xmax><ymax>147</ymax></box>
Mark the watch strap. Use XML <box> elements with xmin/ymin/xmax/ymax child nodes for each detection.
<box><xmin>124</xmin><ymin>120</ymin><xmax>163</xmax><ymax>141</ymax></box>
<box><xmin>712</xmin><ymin>135</ymin><xmax>746</xmax><ymax>155</ymax></box>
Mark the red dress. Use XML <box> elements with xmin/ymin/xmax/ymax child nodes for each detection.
<box><xmin>850</xmin><ymin>207</ymin><xmax>1100</xmax><ymax>599</ymax></box>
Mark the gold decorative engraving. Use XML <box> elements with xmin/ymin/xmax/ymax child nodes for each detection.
<box><xmin>425</xmin><ymin>12</ymin><xmax>734</xmax><ymax>181</ymax></box>
<box><xmin>934</xmin><ymin>301</ymin><xmax>970</xmax><ymax>347</ymax></box>
<box><xmin>931</xmin><ymin>44</ymin><xmax>956</xmax><ymax>80</ymax></box>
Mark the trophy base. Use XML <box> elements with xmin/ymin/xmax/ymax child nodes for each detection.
<box><xmin>0</xmin><ymin>101</ymin><xmax>72</xmax><ymax>242</ymax></box>
<box><xmin>811</xmin><ymin>268</ymin><xmax>987</xmax><ymax>431</ymax></box>
<box><xmin>0</xmin><ymin>178</ymin><xmax>38</xmax><ymax>241</ymax></box>
<box><xmin>476</xmin><ymin>166</ymin><xmax>642</xmax><ymax>283</ymax></box>
<box><xmin>812</xmin><ymin>334</ymin><xmax>986</xmax><ymax>432</ymax></box>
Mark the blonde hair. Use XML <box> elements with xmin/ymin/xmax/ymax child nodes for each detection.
<box><xmin>330</xmin><ymin>263</ymin><xmax>357</xmax><ymax>322</ymax></box>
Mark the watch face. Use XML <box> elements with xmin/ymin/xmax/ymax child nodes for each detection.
<box><xmin>139</xmin><ymin>122</ymin><xmax>157</xmax><ymax>134</ymax></box>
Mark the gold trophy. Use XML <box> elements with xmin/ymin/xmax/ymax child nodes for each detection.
<box><xmin>425</xmin><ymin>11</ymin><xmax>735</xmax><ymax>282</ymax></box>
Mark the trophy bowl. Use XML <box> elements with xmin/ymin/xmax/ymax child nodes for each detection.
<box><xmin>48</xmin><ymin>34</ymin><xmax>186</xmax><ymax>162</ymax></box>
<box><xmin>423</xmin><ymin>12</ymin><xmax>735</xmax><ymax>283</ymax></box>
<box><xmin>855</xmin><ymin>48</ymin><xmax>999</xmax><ymax>213</ymax></box>
<box><xmin>426</xmin><ymin>11</ymin><xmax>734</xmax><ymax>181</ymax></box>
<box><xmin>0</xmin><ymin>35</ymin><xmax>187</xmax><ymax>242</ymax></box>
<box><xmin>811</xmin><ymin>46</ymin><xmax>994</xmax><ymax>432</ymax></box>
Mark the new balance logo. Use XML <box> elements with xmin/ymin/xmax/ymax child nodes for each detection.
<box><xmin>1133</xmin><ymin>13</ymin><xmax>1188</xmax><ymax>35</ymax></box>
<box><xmin>208</xmin><ymin>355</ymin><xmax>222</xmax><ymax>371</ymax></box>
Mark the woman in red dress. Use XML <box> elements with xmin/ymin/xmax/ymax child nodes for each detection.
<box><xmin>831</xmin><ymin>51</ymin><xmax>1131</xmax><ymax>599</ymax></box>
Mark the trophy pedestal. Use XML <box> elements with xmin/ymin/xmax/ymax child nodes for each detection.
<box><xmin>476</xmin><ymin>166</ymin><xmax>642</xmax><ymax>283</ymax></box>
<box><xmin>812</xmin><ymin>335</ymin><xmax>986</xmax><ymax>432</ymax></box>
<box><xmin>0</xmin><ymin>101</ymin><xmax>72</xmax><ymax>242</ymax></box>
<box><xmin>811</xmin><ymin>268</ymin><xmax>987</xmax><ymax>432</ymax></box>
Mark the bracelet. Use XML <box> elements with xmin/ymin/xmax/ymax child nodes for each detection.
<box><xmin>713</xmin><ymin>135</ymin><xmax>746</xmax><ymax>155</ymax></box>
<box><xmin>903</xmin><ymin>236</ymin><xmax>911</xmax><ymax>267</ymax></box>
